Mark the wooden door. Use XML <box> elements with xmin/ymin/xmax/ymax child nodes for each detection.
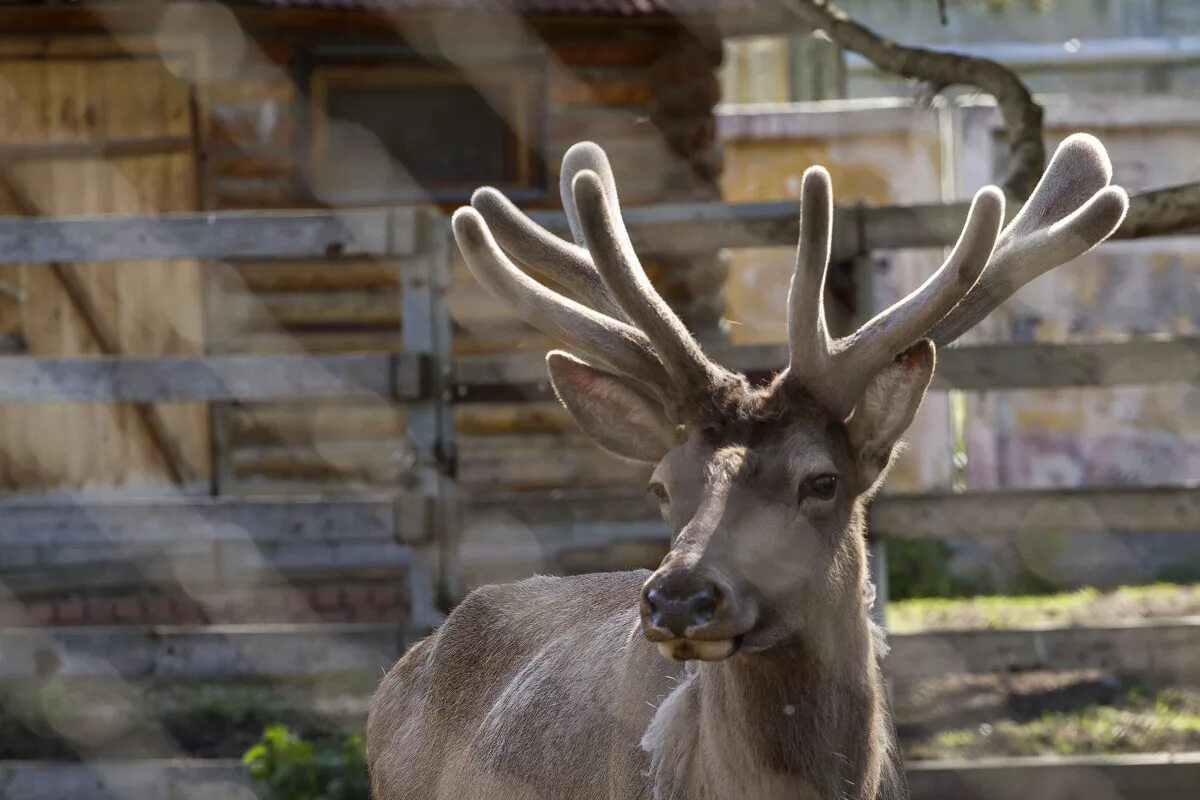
<box><xmin>0</xmin><ymin>53</ymin><xmax>208</xmax><ymax>494</ymax></box>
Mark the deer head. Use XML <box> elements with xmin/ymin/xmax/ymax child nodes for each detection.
<box><xmin>453</xmin><ymin>135</ymin><xmax>1127</xmax><ymax>663</ymax></box>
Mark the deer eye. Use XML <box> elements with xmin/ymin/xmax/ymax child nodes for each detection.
<box><xmin>648</xmin><ymin>482</ymin><xmax>670</xmax><ymax>505</ymax></box>
<box><xmin>799</xmin><ymin>473</ymin><xmax>838</xmax><ymax>503</ymax></box>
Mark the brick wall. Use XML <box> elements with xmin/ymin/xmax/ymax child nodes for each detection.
<box><xmin>4</xmin><ymin>580</ymin><xmax>409</xmax><ymax>628</ymax></box>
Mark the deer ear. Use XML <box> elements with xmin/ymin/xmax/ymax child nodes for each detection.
<box><xmin>546</xmin><ymin>351</ymin><xmax>677</xmax><ymax>463</ymax></box>
<box><xmin>845</xmin><ymin>340</ymin><xmax>936</xmax><ymax>489</ymax></box>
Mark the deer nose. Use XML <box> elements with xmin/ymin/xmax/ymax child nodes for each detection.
<box><xmin>643</xmin><ymin>579</ymin><xmax>722</xmax><ymax>637</ymax></box>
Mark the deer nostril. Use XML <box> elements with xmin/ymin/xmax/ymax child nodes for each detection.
<box><xmin>689</xmin><ymin>585</ymin><xmax>719</xmax><ymax>626</ymax></box>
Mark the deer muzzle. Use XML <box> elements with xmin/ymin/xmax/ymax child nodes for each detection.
<box><xmin>639</xmin><ymin>567</ymin><xmax>754</xmax><ymax>662</ymax></box>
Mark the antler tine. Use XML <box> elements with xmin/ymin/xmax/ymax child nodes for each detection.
<box><xmin>451</xmin><ymin>206</ymin><xmax>664</xmax><ymax>389</ymax></box>
<box><xmin>786</xmin><ymin>175</ymin><xmax>1004</xmax><ymax>419</ymax></box>
<box><xmin>470</xmin><ymin>186</ymin><xmax>628</xmax><ymax>321</ymax></box>
<box><xmin>572</xmin><ymin>168</ymin><xmax>729</xmax><ymax>400</ymax></box>
<box><xmin>560</xmin><ymin>141</ymin><xmax>621</xmax><ymax>250</ymax></box>
<box><xmin>928</xmin><ymin>133</ymin><xmax>1129</xmax><ymax>346</ymax></box>
<box><xmin>786</xmin><ymin>166</ymin><xmax>835</xmax><ymax>381</ymax></box>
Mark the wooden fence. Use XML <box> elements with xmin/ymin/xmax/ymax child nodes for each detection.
<box><xmin>0</xmin><ymin>198</ymin><xmax>1197</xmax><ymax>800</ymax></box>
<box><xmin>0</xmin><ymin>199</ymin><xmax>1197</xmax><ymax>622</ymax></box>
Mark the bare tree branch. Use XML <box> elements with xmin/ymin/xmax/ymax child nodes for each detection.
<box><xmin>1120</xmin><ymin>183</ymin><xmax>1200</xmax><ymax>239</ymax></box>
<box><xmin>782</xmin><ymin>0</ymin><xmax>1045</xmax><ymax>200</ymax></box>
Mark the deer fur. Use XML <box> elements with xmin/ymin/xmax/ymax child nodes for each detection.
<box><xmin>367</xmin><ymin>135</ymin><xmax>1127</xmax><ymax>800</ymax></box>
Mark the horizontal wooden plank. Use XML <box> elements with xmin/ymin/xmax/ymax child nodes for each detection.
<box><xmin>0</xmin><ymin>623</ymin><xmax>401</xmax><ymax>683</ymax></box>
<box><xmin>452</xmin><ymin>337</ymin><xmax>1200</xmax><ymax>401</ymax></box>
<box><xmin>0</xmin><ymin>354</ymin><xmax>422</xmax><ymax>402</ymax></box>
<box><xmin>0</xmin><ymin>497</ymin><xmax>397</xmax><ymax>547</ymax></box>
<box><xmin>2</xmin><ymin>616</ymin><xmax>1198</xmax><ymax>687</ymax></box>
<box><xmin>466</xmin><ymin>484</ymin><xmax>1200</xmax><ymax>545</ymax></box>
<box><xmin>0</xmin><ymin>497</ymin><xmax>415</xmax><ymax>597</ymax></box>
<box><xmin>221</xmin><ymin>330</ymin><xmax>402</xmax><ymax>355</ymax></box>
<box><xmin>527</xmin><ymin>198</ymin><xmax>970</xmax><ymax>260</ymax></box>
<box><xmin>888</xmin><ymin>616</ymin><xmax>1200</xmax><ymax>684</ymax></box>
<box><xmin>0</xmin><ymin>135</ymin><xmax>193</xmax><ymax>162</ymax></box>
<box><xmin>1</xmin><ymin>754</ymin><xmax>1196</xmax><ymax>800</ymax></box>
<box><xmin>226</xmin><ymin>289</ymin><xmax>401</xmax><ymax>330</ymax></box>
<box><xmin>906</xmin><ymin>752</ymin><xmax>1200</xmax><ymax>800</ymax></box>
<box><xmin>0</xmin><ymin>184</ymin><xmax>1185</xmax><ymax>267</ymax></box>
<box><xmin>219</xmin><ymin>258</ymin><xmax>399</xmax><ymax>292</ymax></box>
<box><xmin>933</xmin><ymin>335</ymin><xmax>1200</xmax><ymax>391</ymax></box>
<box><xmin>2</xmin><ymin>754</ymin><xmax>1196</xmax><ymax>800</ymax></box>
<box><xmin>870</xmin><ymin>485</ymin><xmax>1200</xmax><ymax>540</ymax></box>
<box><xmin>0</xmin><ymin>208</ymin><xmax>417</xmax><ymax>263</ymax></box>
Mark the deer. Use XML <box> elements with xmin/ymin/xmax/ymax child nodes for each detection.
<box><xmin>367</xmin><ymin>134</ymin><xmax>1127</xmax><ymax>800</ymax></box>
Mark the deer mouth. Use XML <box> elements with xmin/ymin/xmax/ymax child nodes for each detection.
<box><xmin>655</xmin><ymin>635</ymin><xmax>745</xmax><ymax>662</ymax></box>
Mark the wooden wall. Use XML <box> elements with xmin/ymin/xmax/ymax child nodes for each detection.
<box><xmin>0</xmin><ymin>36</ymin><xmax>209</xmax><ymax>495</ymax></box>
<box><xmin>183</xmin><ymin>12</ymin><xmax>727</xmax><ymax>496</ymax></box>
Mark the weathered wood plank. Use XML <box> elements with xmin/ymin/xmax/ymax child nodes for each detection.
<box><xmin>527</xmin><ymin>198</ymin><xmax>968</xmax><ymax>260</ymax></box>
<box><xmin>0</xmin><ymin>353</ymin><xmax>423</xmax><ymax>402</ymax></box>
<box><xmin>0</xmin><ymin>497</ymin><xmax>413</xmax><ymax>597</ymax></box>
<box><xmin>453</xmin><ymin>337</ymin><xmax>1200</xmax><ymax>401</ymax></box>
<box><xmin>0</xmin><ymin>623</ymin><xmax>402</xmax><ymax>683</ymax></box>
<box><xmin>2</xmin><ymin>617</ymin><xmax>1198</xmax><ymax>685</ymax></box>
<box><xmin>933</xmin><ymin>336</ymin><xmax>1200</xmax><ymax>391</ymax></box>
<box><xmin>0</xmin><ymin>497</ymin><xmax>398</xmax><ymax>547</ymax></box>
<box><xmin>2</xmin><ymin>754</ymin><xmax>1196</xmax><ymax>800</ymax></box>
<box><xmin>0</xmin><ymin>187</ymin><xmax>1187</xmax><ymax>266</ymax></box>
<box><xmin>871</xmin><ymin>485</ymin><xmax>1200</xmax><ymax>540</ymax></box>
<box><xmin>466</xmin><ymin>484</ymin><xmax>1200</xmax><ymax>543</ymax></box>
<box><xmin>0</xmin><ymin>208</ymin><xmax>416</xmax><ymax>262</ymax></box>
<box><xmin>907</xmin><ymin>752</ymin><xmax>1200</xmax><ymax>800</ymax></box>
<box><xmin>888</xmin><ymin>616</ymin><xmax>1200</xmax><ymax>683</ymax></box>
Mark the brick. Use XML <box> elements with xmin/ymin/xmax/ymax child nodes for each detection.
<box><xmin>368</xmin><ymin>584</ymin><xmax>402</xmax><ymax>607</ymax></box>
<box><xmin>342</xmin><ymin>584</ymin><xmax>371</xmax><ymax>609</ymax></box>
<box><xmin>88</xmin><ymin>597</ymin><xmax>119</xmax><ymax>624</ymax></box>
<box><xmin>55</xmin><ymin>599</ymin><xmax>85</xmax><ymax>625</ymax></box>
<box><xmin>318</xmin><ymin>608</ymin><xmax>352</xmax><ymax>623</ymax></box>
<box><xmin>171</xmin><ymin>597</ymin><xmax>208</xmax><ymax>625</ymax></box>
<box><xmin>113</xmin><ymin>598</ymin><xmax>145</xmax><ymax>623</ymax></box>
<box><xmin>0</xmin><ymin>604</ymin><xmax>27</xmax><ymax>627</ymax></box>
<box><xmin>144</xmin><ymin>596</ymin><xmax>173</xmax><ymax>624</ymax></box>
<box><xmin>313</xmin><ymin>586</ymin><xmax>342</xmax><ymax>611</ymax></box>
<box><xmin>28</xmin><ymin>603</ymin><xmax>55</xmax><ymax>627</ymax></box>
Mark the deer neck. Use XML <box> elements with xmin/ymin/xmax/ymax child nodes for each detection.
<box><xmin>641</xmin><ymin>585</ymin><xmax>884</xmax><ymax>800</ymax></box>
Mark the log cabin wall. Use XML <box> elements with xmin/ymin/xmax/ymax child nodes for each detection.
<box><xmin>191</xmin><ymin>10</ymin><xmax>728</xmax><ymax>496</ymax></box>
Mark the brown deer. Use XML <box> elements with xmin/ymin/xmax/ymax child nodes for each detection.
<box><xmin>367</xmin><ymin>135</ymin><xmax>1127</xmax><ymax>800</ymax></box>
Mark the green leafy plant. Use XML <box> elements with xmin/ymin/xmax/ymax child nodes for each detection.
<box><xmin>243</xmin><ymin>723</ymin><xmax>369</xmax><ymax>800</ymax></box>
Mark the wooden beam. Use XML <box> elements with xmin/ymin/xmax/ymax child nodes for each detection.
<box><xmin>0</xmin><ymin>623</ymin><xmax>402</xmax><ymax>683</ymax></box>
<box><xmin>907</xmin><ymin>752</ymin><xmax>1200</xmax><ymax>800</ymax></box>
<box><xmin>526</xmin><ymin>198</ymin><xmax>968</xmax><ymax>260</ymax></box>
<box><xmin>0</xmin><ymin>208</ymin><xmax>416</xmax><ymax>263</ymax></box>
<box><xmin>0</xmin><ymin>183</ymin><xmax>1192</xmax><ymax>265</ymax></box>
<box><xmin>888</xmin><ymin>616</ymin><xmax>1200</xmax><ymax>684</ymax></box>
<box><xmin>0</xmin><ymin>136</ymin><xmax>193</xmax><ymax>162</ymax></box>
<box><xmin>870</xmin><ymin>485</ymin><xmax>1200</xmax><ymax>540</ymax></box>
<box><xmin>0</xmin><ymin>353</ymin><xmax>424</xmax><ymax>402</ymax></box>
<box><xmin>0</xmin><ymin>497</ymin><xmax>410</xmax><ymax>598</ymax></box>
<box><xmin>2</xmin><ymin>617</ymin><xmax>1198</xmax><ymax>686</ymax></box>
<box><xmin>463</xmin><ymin>484</ymin><xmax>1200</xmax><ymax>544</ymax></box>
<box><xmin>451</xmin><ymin>337</ymin><xmax>1200</xmax><ymax>402</ymax></box>
<box><xmin>1</xmin><ymin>754</ymin><xmax>1196</xmax><ymax>800</ymax></box>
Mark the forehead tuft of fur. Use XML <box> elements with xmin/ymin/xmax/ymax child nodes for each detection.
<box><xmin>685</xmin><ymin>371</ymin><xmax>839</xmax><ymax>445</ymax></box>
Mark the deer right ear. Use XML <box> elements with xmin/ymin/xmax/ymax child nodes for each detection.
<box><xmin>546</xmin><ymin>351</ymin><xmax>676</xmax><ymax>463</ymax></box>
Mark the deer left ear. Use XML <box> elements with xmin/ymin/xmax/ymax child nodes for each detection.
<box><xmin>846</xmin><ymin>340</ymin><xmax>936</xmax><ymax>490</ymax></box>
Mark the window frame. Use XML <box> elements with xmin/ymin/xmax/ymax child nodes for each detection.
<box><xmin>307</xmin><ymin>59</ymin><xmax>545</xmax><ymax>205</ymax></box>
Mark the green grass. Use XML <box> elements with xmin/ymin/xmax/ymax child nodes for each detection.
<box><xmin>905</xmin><ymin>687</ymin><xmax>1200</xmax><ymax>760</ymax></box>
